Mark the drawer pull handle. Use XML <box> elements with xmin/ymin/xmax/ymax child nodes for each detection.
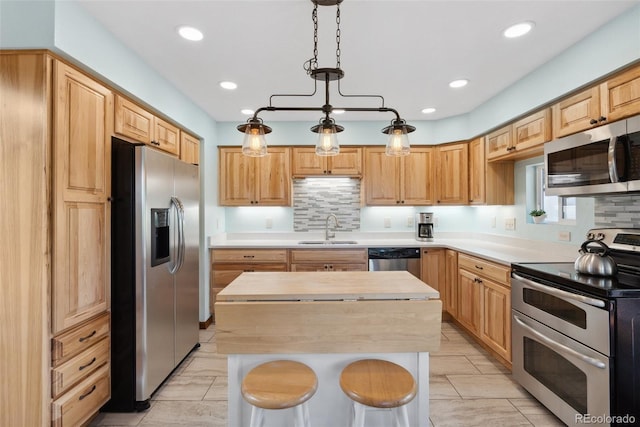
<box><xmin>79</xmin><ymin>357</ymin><xmax>97</xmax><ymax>371</ymax></box>
<box><xmin>243</xmin><ymin>255</ymin><xmax>255</xmax><ymax>259</ymax></box>
<box><xmin>78</xmin><ymin>330</ymin><xmax>97</xmax><ymax>343</ymax></box>
<box><xmin>79</xmin><ymin>385</ymin><xmax>96</xmax><ymax>401</ymax></box>
<box><xmin>475</xmin><ymin>265</ymin><xmax>484</xmax><ymax>270</ymax></box>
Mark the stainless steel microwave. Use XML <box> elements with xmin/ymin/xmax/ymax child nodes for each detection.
<box><xmin>544</xmin><ymin>115</ymin><xmax>640</xmax><ymax>196</ymax></box>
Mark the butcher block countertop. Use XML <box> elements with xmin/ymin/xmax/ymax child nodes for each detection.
<box><xmin>216</xmin><ymin>271</ymin><xmax>440</xmax><ymax>302</ymax></box>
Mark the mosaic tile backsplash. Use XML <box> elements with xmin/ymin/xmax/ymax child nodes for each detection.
<box><xmin>594</xmin><ymin>194</ymin><xmax>640</xmax><ymax>228</ymax></box>
<box><xmin>293</xmin><ymin>178</ymin><xmax>361</xmax><ymax>232</ymax></box>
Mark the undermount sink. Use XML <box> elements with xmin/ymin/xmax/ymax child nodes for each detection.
<box><xmin>298</xmin><ymin>240</ymin><xmax>358</xmax><ymax>245</ymax></box>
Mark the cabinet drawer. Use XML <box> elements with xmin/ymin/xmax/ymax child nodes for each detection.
<box><xmin>212</xmin><ymin>249</ymin><xmax>288</xmax><ymax>263</ymax></box>
<box><xmin>290</xmin><ymin>249</ymin><xmax>367</xmax><ymax>264</ymax></box>
<box><xmin>458</xmin><ymin>254</ymin><xmax>510</xmax><ymax>285</ymax></box>
<box><xmin>212</xmin><ymin>263</ymin><xmax>288</xmax><ymax>286</ymax></box>
<box><xmin>52</xmin><ymin>313</ymin><xmax>110</xmax><ymax>366</ymax></box>
<box><xmin>51</xmin><ymin>364</ymin><xmax>110</xmax><ymax>427</ymax></box>
<box><xmin>290</xmin><ymin>263</ymin><xmax>367</xmax><ymax>272</ymax></box>
<box><xmin>52</xmin><ymin>337</ymin><xmax>109</xmax><ymax>399</ymax></box>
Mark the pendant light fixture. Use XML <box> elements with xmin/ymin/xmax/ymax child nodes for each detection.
<box><xmin>237</xmin><ymin>0</ymin><xmax>415</xmax><ymax>157</ymax></box>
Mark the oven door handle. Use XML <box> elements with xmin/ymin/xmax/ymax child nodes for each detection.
<box><xmin>513</xmin><ymin>314</ymin><xmax>607</xmax><ymax>369</ymax></box>
<box><xmin>511</xmin><ymin>273</ymin><xmax>606</xmax><ymax>308</ymax></box>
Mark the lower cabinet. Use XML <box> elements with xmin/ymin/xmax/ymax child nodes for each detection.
<box><xmin>456</xmin><ymin>253</ymin><xmax>511</xmax><ymax>364</ymax></box>
<box><xmin>290</xmin><ymin>249</ymin><xmax>368</xmax><ymax>271</ymax></box>
<box><xmin>444</xmin><ymin>250</ymin><xmax>458</xmax><ymax>317</ymax></box>
<box><xmin>420</xmin><ymin>249</ymin><xmax>446</xmax><ymax>312</ymax></box>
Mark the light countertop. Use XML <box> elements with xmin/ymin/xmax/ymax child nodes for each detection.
<box><xmin>209</xmin><ymin>231</ymin><xmax>578</xmax><ymax>266</ymax></box>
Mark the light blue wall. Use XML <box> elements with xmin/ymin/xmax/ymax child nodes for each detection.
<box><xmin>217</xmin><ymin>4</ymin><xmax>639</xmax><ymax>245</ymax></box>
<box><xmin>1</xmin><ymin>0</ymin><xmax>222</xmax><ymax>322</ymax></box>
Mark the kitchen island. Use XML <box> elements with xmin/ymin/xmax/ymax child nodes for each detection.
<box><xmin>215</xmin><ymin>271</ymin><xmax>441</xmax><ymax>427</ymax></box>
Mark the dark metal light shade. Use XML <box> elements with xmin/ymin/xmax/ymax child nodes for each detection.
<box><xmin>382</xmin><ymin>119</ymin><xmax>415</xmax><ymax>156</ymax></box>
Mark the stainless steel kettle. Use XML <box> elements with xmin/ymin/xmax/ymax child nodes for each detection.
<box><xmin>574</xmin><ymin>239</ymin><xmax>618</xmax><ymax>276</ymax></box>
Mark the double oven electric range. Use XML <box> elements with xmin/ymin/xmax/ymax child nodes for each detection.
<box><xmin>511</xmin><ymin>228</ymin><xmax>640</xmax><ymax>427</ymax></box>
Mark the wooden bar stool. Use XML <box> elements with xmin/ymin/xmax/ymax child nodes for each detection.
<box><xmin>340</xmin><ymin>359</ymin><xmax>417</xmax><ymax>427</ymax></box>
<box><xmin>241</xmin><ymin>360</ymin><xmax>318</xmax><ymax>427</ymax></box>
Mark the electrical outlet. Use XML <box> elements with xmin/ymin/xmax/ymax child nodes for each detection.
<box><xmin>491</xmin><ymin>216</ymin><xmax>496</xmax><ymax>228</ymax></box>
<box><xmin>558</xmin><ymin>231</ymin><xmax>571</xmax><ymax>241</ymax></box>
<box><xmin>265</xmin><ymin>218</ymin><xmax>273</xmax><ymax>229</ymax></box>
<box><xmin>505</xmin><ymin>218</ymin><xmax>516</xmax><ymax>231</ymax></box>
<box><xmin>384</xmin><ymin>217</ymin><xmax>391</xmax><ymax>228</ymax></box>
<box><xmin>407</xmin><ymin>216</ymin><xmax>413</xmax><ymax>227</ymax></box>
<box><xmin>434</xmin><ymin>217</ymin><xmax>439</xmax><ymax>227</ymax></box>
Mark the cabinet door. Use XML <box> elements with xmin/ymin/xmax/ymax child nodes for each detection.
<box><xmin>219</xmin><ymin>148</ymin><xmax>255</xmax><ymax>205</ymax></box>
<box><xmin>444</xmin><ymin>250</ymin><xmax>458</xmax><ymax>317</ymax></box>
<box><xmin>486</xmin><ymin>125</ymin><xmax>512</xmax><ymax>161</ymax></box>
<box><xmin>552</xmin><ymin>86</ymin><xmax>601</xmax><ymax>139</ymax></box>
<box><xmin>402</xmin><ymin>147</ymin><xmax>435</xmax><ymax>205</ymax></box>
<box><xmin>292</xmin><ymin>147</ymin><xmax>326</xmax><ymax>176</ymax></box>
<box><xmin>435</xmin><ymin>143</ymin><xmax>468</xmax><ymax>205</ymax></box>
<box><xmin>481</xmin><ymin>279</ymin><xmax>511</xmax><ymax>361</ymax></box>
<box><xmin>421</xmin><ymin>249</ymin><xmax>445</xmax><ymax>311</ymax></box>
<box><xmin>52</xmin><ymin>61</ymin><xmax>112</xmax><ymax>333</ymax></box>
<box><xmin>153</xmin><ymin>116</ymin><xmax>180</xmax><ymax>156</ymax></box>
<box><xmin>328</xmin><ymin>147</ymin><xmax>362</xmax><ymax>176</ymax></box>
<box><xmin>256</xmin><ymin>147</ymin><xmax>291</xmax><ymax>205</ymax></box>
<box><xmin>468</xmin><ymin>137</ymin><xmax>485</xmax><ymax>205</ymax></box>
<box><xmin>180</xmin><ymin>131</ymin><xmax>200</xmax><ymax>165</ymax></box>
<box><xmin>457</xmin><ymin>269</ymin><xmax>481</xmax><ymax>336</ymax></box>
<box><xmin>601</xmin><ymin>65</ymin><xmax>640</xmax><ymax>123</ymax></box>
<box><xmin>364</xmin><ymin>147</ymin><xmax>401</xmax><ymax>205</ymax></box>
<box><xmin>114</xmin><ymin>95</ymin><xmax>152</xmax><ymax>144</ymax></box>
<box><xmin>511</xmin><ymin>108</ymin><xmax>551</xmax><ymax>154</ymax></box>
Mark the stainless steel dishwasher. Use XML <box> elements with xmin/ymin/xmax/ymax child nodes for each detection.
<box><xmin>367</xmin><ymin>247</ymin><xmax>421</xmax><ymax>278</ymax></box>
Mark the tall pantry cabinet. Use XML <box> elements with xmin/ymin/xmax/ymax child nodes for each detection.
<box><xmin>1</xmin><ymin>51</ymin><xmax>112</xmax><ymax>427</ymax></box>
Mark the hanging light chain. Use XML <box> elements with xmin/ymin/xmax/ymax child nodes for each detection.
<box><xmin>304</xmin><ymin>3</ymin><xmax>320</xmax><ymax>75</ymax></box>
<box><xmin>335</xmin><ymin>3</ymin><xmax>341</xmax><ymax>69</ymax></box>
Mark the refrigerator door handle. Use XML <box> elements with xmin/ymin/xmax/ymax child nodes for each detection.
<box><xmin>169</xmin><ymin>196</ymin><xmax>185</xmax><ymax>274</ymax></box>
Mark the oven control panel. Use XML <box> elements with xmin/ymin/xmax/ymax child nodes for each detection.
<box><xmin>587</xmin><ymin>228</ymin><xmax>640</xmax><ymax>253</ymax></box>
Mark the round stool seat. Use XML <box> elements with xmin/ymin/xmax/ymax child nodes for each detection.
<box><xmin>340</xmin><ymin>359</ymin><xmax>417</xmax><ymax>408</ymax></box>
<box><xmin>242</xmin><ymin>360</ymin><xmax>318</xmax><ymax>410</ymax></box>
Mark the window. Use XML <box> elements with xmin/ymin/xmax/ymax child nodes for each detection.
<box><xmin>531</xmin><ymin>164</ymin><xmax>576</xmax><ymax>223</ymax></box>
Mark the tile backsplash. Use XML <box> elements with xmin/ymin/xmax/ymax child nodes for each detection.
<box><xmin>594</xmin><ymin>194</ymin><xmax>640</xmax><ymax>228</ymax></box>
<box><xmin>293</xmin><ymin>178</ymin><xmax>361</xmax><ymax>232</ymax></box>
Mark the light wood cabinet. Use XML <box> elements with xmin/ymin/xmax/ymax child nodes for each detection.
<box><xmin>600</xmin><ymin>64</ymin><xmax>640</xmax><ymax>123</ymax></box>
<box><xmin>180</xmin><ymin>131</ymin><xmax>200</xmax><ymax>165</ymax></box>
<box><xmin>364</xmin><ymin>146</ymin><xmax>435</xmax><ymax>205</ymax></box>
<box><xmin>444</xmin><ymin>249</ymin><xmax>458</xmax><ymax>317</ymax></box>
<box><xmin>210</xmin><ymin>249</ymin><xmax>289</xmax><ymax>320</ymax></box>
<box><xmin>289</xmin><ymin>248</ymin><xmax>368</xmax><ymax>271</ymax></box>
<box><xmin>420</xmin><ymin>249</ymin><xmax>446</xmax><ymax>312</ymax></box>
<box><xmin>457</xmin><ymin>253</ymin><xmax>511</xmax><ymax>363</ymax></box>
<box><xmin>487</xmin><ymin>109</ymin><xmax>550</xmax><ymax>162</ymax></box>
<box><xmin>468</xmin><ymin>137</ymin><xmax>515</xmax><ymax>205</ymax></box>
<box><xmin>115</xmin><ymin>95</ymin><xmax>180</xmax><ymax>156</ymax></box>
<box><xmin>218</xmin><ymin>146</ymin><xmax>291</xmax><ymax>206</ymax></box>
<box><xmin>435</xmin><ymin>142</ymin><xmax>468</xmax><ymax>205</ymax></box>
<box><xmin>1</xmin><ymin>52</ymin><xmax>112</xmax><ymax>427</ymax></box>
<box><xmin>292</xmin><ymin>146</ymin><xmax>362</xmax><ymax>177</ymax></box>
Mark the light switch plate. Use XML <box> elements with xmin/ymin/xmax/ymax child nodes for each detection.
<box><xmin>384</xmin><ymin>217</ymin><xmax>391</xmax><ymax>228</ymax></box>
<box><xmin>558</xmin><ymin>231</ymin><xmax>571</xmax><ymax>241</ymax></box>
<box><xmin>505</xmin><ymin>218</ymin><xmax>516</xmax><ymax>230</ymax></box>
<box><xmin>407</xmin><ymin>216</ymin><xmax>413</xmax><ymax>227</ymax></box>
<box><xmin>265</xmin><ymin>218</ymin><xmax>273</xmax><ymax>229</ymax></box>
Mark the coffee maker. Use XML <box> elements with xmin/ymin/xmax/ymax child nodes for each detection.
<box><xmin>415</xmin><ymin>212</ymin><xmax>434</xmax><ymax>241</ymax></box>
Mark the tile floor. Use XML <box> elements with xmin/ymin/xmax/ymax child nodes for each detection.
<box><xmin>90</xmin><ymin>322</ymin><xmax>565</xmax><ymax>426</ymax></box>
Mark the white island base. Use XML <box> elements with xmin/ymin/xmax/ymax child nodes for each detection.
<box><xmin>227</xmin><ymin>352</ymin><xmax>430</xmax><ymax>427</ymax></box>
<box><xmin>215</xmin><ymin>272</ymin><xmax>441</xmax><ymax>427</ymax></box>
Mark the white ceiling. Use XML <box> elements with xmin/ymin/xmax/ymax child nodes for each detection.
<box><xmin>77</xmin><ymin>0</ymin><xmax>639</xmax><ymax>125</ymax></box>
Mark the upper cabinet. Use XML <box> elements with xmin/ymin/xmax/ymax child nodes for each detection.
<box><xmin>219</xmin><ymin>147</ymin><xmax>291</xmax><ymax>206</ymax></box>
<box><xmin>180</xmin><ymin>131</ymin><xmax>200</xmax><ymax>165</ymax></box>
<box><xmin>364</xmin><ymin>146</ymin><xmax>435</xmax><ymax>206</ymax></box>
<box><xmin>469</xmin><ymin>137</ymin><xmax>514</xmax><ymax>205</ymax></box>
<box><xmin>487</xmin><ymin>109</ymin><xmax>551</xmax><ymax>161</ymax></box>
<box><xmin>553</xmin><ymin>64</ymin><xmax>640</xmax><ymax>139</ymax></box>
<box><xmin>435</xmin><ymin>142</ymin><xmax>468</xmax><ymax>205</ymax></box>
<box><xmin>115</xmin><ymin>95</ymin><xmax>180</xmax><ymax>156</ymax></box>
<box><xmin>291</xmin><ymin>147</ymin><xmax>362</xmax><ymax>178</ymax></box>
<box><xmin>468</xmin><ymin>137</ymin><xmax>486</xmax><ymax>204</ymax></box>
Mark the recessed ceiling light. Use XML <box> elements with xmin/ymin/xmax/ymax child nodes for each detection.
<box><xmin>241</xmin><ymin>109</ymin><xmax>255</xmax><ymax>115</ymax></box>
<box><xmin>449</xmin><ymin>79</ymin><xmax>469</xmax><ymax>89</ymax></box>
<box><xmin>177</xmin><ymin>26</ymin><xmax>203</xmax><ymax>41</ymax></box>
<box><xmin>219</xmin><ymin>81</ymin><xmax>238</xmax><ymax>90</ymax></box>
<box><xmin>332</xmin><ymin>109</ymin><xmax>345</xmax><ymax>114</ymax></box>
<box><xmin>421</xmin><ymin>107</ymin><xmax>436</xmax><ymax>114</ymax></box>
<box><xmin>503</xmin><ymin>21</ymin><xmax>534</xmax><ymax>38</ymax></box>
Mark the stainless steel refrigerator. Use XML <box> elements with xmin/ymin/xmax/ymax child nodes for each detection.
<box><xmin>105</xmin><ymin>137</ymin><xmax>200</xmax><ymax>412</ymax></box>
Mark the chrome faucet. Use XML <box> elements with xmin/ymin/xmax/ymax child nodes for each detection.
<box><xmin>325</xmin><ymin>213</ymin><xmax>340</xmax><ymax>241</ymax></box>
